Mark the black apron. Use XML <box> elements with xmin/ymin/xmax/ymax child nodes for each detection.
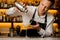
<box><xmin>27</xmin><ymin>9</ymin><xmax>47</xmax><ymax>37</ymax></box>
<box><xmin>30</xmin><ymin>9</ymin><xmax>47</xmax><ymax>30</ymax></box>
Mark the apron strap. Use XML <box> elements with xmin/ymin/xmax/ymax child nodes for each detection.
<box><xmin>45</xmin><ymin>14</ymin><xmax>47</xmax><ymax>27</ymax></box>
<box><xmin>31</xmin><ymin>9</ymin><xmax>36</xmax><ymax>19</ymax></box>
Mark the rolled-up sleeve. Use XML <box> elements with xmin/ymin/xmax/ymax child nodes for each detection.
<box><xmin>38</xmin><ymin>19</ymin><xmax>54</xmax><ymax>37</ymax></box>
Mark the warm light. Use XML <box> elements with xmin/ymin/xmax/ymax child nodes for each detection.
<box><xmin>53</xmin><ymin>23</ymin><xmax>59</xmax><ymax>28</ymax></box>
<box><xmin>53</xmin><ymin>23</ymin><xmax>59</xmax><ymax>32</ymax></box>
<box><xmin>0</xmin><ymin>9</ymin><xmax>7</xmax><ymax>16</ymax></box>
<box><xmin>0</xmin><ymin>23</ymin><xmax>11</xmax><ymax>28</ymax></box>
<box><xmin>13</xmin><ymin>23</ymin><xmax>26</xmax><ymax>31</ymax></box>
<box><xmin>48</xmin><ymin>10</ymin><xmax>58</xmax><ymax>16</ymax></box>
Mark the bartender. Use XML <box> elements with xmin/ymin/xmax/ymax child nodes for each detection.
<box><xmin>6</xmin><ymin>0</ymin><xmax>55</xmax><ymax>37</ymax></box>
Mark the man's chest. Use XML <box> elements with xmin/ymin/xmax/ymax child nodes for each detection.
<box><xmin>34</xmin><ymin>17</ymin><xmax>45</xmax><ymax>23</ymax></box>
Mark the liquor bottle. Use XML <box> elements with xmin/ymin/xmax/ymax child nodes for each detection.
<box><xmin>1</xmin><ymin>2</ymin><xmax>4</xmax><ymax>8</ymax></box>
<box><xmin>0</xmin><ymin>16</ymin><xmax>2</xmax><ymax>22</ymax></box>
<box><xmin>3</xmin><ymin>15</ymin><xmax>5</xmax><ymax>22</ymax></box>
<box><xmin>20</xmin><ymin>15</ymin><xmax>22</xmax><ymax>22</ymax></box>
<box><xmin>13</xmin><ymin>17</ymin><xmax>16</xmax><ymax>22</ymax></box>
<box><xmin>3</xmin><ymin>1</ymin><xmax>8</xmax><ymax>8</ymax></box>
<box><xmin>17</xmin><ymin>16</ymin><xmax>20</xmax><ymax>22</ymax></box>
<box><xmin>5</xmin><ymin>16</ymin><xmax>7</xmax><ymax>22</ymax></box>
<box><xmin>0</xmin><ymin>12</ymin><xmax>2</xmax><ymax>22</ymax></box>
<box><xmin>8</xmin><ymin>17</ymin><xmax>11</xmax><ymax>22</ymax></box>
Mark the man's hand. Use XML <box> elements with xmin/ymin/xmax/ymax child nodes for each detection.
<box><xmin>14</xmin><ymin>2</ymin><xmax>27</xmax><ymax>13</ymax></box>
<box><xmin>14</xmin><ymin>7</ymin><xmax>21</xmax><ymax>13</ymax></box>
<box><xmin>32</xmin><ymin>23</ymin><xmax>41</xmax><ymax>31</ymax></box>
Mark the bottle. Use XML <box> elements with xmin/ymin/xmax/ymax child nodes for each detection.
<box><xmin>17</xmin><ymin>16</ymin><xmax>20</xmax><ymax>22</ymax></box>
<box><xmin>0</xmin><ymin>16</ymin><xmax>2</xmax><ymax>22</ymax></box>
<box><xmin>14</xmin><ymin>2</ymin><xmax>28</xmax><ymax>13</ymax></box>
<box><xmin>1</xmin><ymin>2</ymin><xmax>4</xmax><ymax>8</ymax></box>
<box><xmin>3</xmin><ymin>2</ymin><xmax>8</xmax><ymax>8</ymax></box>
<box><xmin>0</xmin><ymin>12</ymin><xmax>2</xmax><ymax>22</ymax></box>
<box><xmin>3</xmin><ymin>15</ymin><xmax>5</xmax><ymax>22</ymax></box>
<box><xmin>13</xmin><ymin>17</ymin><xmax>16</xmax><ymax>22</ymax></box>
<box><xmin>9</xmin><ymin>28</ymin><xmax>14</xmax><ymax>37</ymax></box>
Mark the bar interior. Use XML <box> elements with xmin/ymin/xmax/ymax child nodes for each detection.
<box><xmin>0</xmin><ymin>0</ymin><xmax>60</xmax><ymax>38</ymax></box>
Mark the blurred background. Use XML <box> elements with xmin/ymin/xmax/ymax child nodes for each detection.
<box><xmin>0</xmin><ymin>0</ymin><xmax>60</xmax><ymax>38</ymax></box>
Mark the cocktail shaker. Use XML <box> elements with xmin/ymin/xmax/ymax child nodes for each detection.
<box><xmin>15</xmin><ymin>2</ymin><xmax>28</xmax><ymax>13</ymax></box>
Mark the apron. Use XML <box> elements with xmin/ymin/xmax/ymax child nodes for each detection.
<box><xmin>27</xmin><ymin>9</ymin><xmax>47</xmax><ymax>37</ymax></box>
<box><xmin>30</xmin><ymin>9</ymin><xmax>47</xmax><ymax>30</ymax></box>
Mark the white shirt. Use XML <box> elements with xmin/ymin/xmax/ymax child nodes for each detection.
<box><xmin>6</xmin><ymin>6</ymin><xmax>54</xmax><ymax>37</ymax></box>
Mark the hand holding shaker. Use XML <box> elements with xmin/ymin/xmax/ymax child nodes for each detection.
<box><xmin>14</xmin><ymin>2</ymin><xmax>28</xmax><ymax>13</ymax></box>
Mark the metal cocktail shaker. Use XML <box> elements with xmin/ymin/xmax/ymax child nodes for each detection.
<box><xmin>15</xmin><ymin>2</ymin><xmax>28</xmax><ymax>13</ymax></box>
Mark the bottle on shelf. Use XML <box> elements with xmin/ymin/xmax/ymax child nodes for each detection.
<box><xmin>20</xmin><ymin>15</ymin><xmax>22</xmax><ymax>22</ymax></box>
<box><xmin>17</xmin><ymin>16</ymin><xmax>20</xmax><ymax>22</ymax></box>
<box><xmin>2</xmin><ymin>15</ymin><xmax>5</xmax><ymax>22</ymax></box>
<box><xmin>0</xmin><ymin>12</ymin><xmax>2</xmax><ymax>22</ymax></box>
<box><xmin>0</xmin><ymin>16</ymin><xmax>2</xmax><ymax>22</ymax></box>
<box><xmin>15</xmin><ymin>15</ymin><xmax>22</xmax><ymax>22</ymax></box>
<box><xmin>3</xmin><ymin>0</ymin><xmax>8</xmax><ymax>8</ymax></box>
<box><xmin>2</xmin><ymin>12</ymin><xmax>6</xmax><ymax>22</ymax></box>
<box><xmin>13</xmin><ymin>17</ymin><xmax>16</xmax><ymax>22</ymax></box>
<box><xmin>5</xmin><ymin>16</ymin><xmax>7</xmax><ymax>22</ymax></box>
<box><xmin>1</xmin><ymin>2</ymin><xmax>4</xmax><ymax>8</ymax></box>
